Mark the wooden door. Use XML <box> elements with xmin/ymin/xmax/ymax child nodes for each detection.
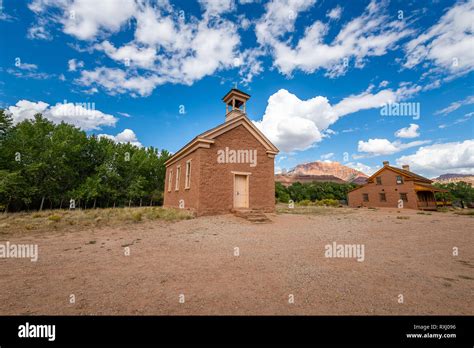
<box><xmin>234</xmin><ymin>174</ymin><xmax>249</xmax><ymax>208</ymax></box>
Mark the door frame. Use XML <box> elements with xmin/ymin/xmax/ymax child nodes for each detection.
<box><xmin>232</xmin><ymin>171</ymin><xmax>251</xmax><ymax>208</ymax></box>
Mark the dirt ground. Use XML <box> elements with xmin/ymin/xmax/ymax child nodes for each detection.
<box><xmin>0</xmin><ymin>207</ymin><xmax>473</xmax><ymax>315</ymax></box>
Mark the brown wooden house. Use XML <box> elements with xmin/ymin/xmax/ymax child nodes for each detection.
<box><xmin>163</xmin><ymin>89</ymin><xmax>279</xmax><ymax>215</ymax></box>
<box><xmin>347</xmin><ymin>161</ymin><xmax>447</xmax><ymax>210</ymax></box>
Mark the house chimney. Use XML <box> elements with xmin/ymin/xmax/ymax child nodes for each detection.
<box><xmin>222</xmin><ymin>88</ymin><xmax>251</xmax><ymax>122</ymax></box>
<box><xmin>402</xmin><ymin>164</ymin><xmax>410</xmax><ymax>171</ymax></box>
<box><xmin>383</xmin><ymin>161</ymin><xmax>389</xmax><ymax>166</ymax></box>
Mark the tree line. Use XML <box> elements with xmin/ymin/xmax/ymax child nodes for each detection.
<box><xmin>0</xmin><ymin>111</ymin><xmax>171</xmax><ymax>212</ymax></box>
<box><xmin>434</xmin><ymin>181</ymin><xmax>474</xmax><ymax>205</ymax></box>
<box><xmin>275</xmin><ymin>181</ymin><xmax>358</xmax><ymax>203</ymax></box>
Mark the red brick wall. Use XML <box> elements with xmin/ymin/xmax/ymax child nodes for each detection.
<box><xmin>197</xmin><ymin>125</ymin><xmax>275</xmax><ymax>215</ymax></box>
<box><xmin>164</xmin><ymin>125</ymin><xmax>276</xmax><ymax>215</ymax></box>
<box><xmin>163</xmin><ymin>148</ymin><xmax>202</xmax><ymax>212</ymax></box>
<box><xmin>348</xmin><ymin>169</ymin><xmax>419</xmax><ymax>209</ymax></box>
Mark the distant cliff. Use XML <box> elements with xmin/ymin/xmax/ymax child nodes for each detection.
<box><xmin>276</xmin><ymin>161</ymin><xmax>368</xmax><ymax>186</ymax></box>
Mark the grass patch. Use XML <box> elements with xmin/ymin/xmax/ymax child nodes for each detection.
<box><xmin>417</xmin><ymin>212</ymin><xmax>432</xmax><ymax>215</ymax></box>
<box><xmin>0</xmin><ymin>207</ymin><xmax>194</xmax><ymax>235</ymax></box>
<box><xmin>276</xmin><ymin>203</ymin><xmax>351</xmax><ymax>216</ymax></box>
<box><xmin>453</xmin><ymin>210</ymin><xmax>474</xmax><ymax>216</ymax></box>
<box><xmin>396</xmin><ymin>216</ymin><xmax>410</xmax><ymax>220</ymax></box>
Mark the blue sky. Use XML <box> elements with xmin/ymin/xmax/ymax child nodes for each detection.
<box><xmin>0</xmin><ymin>0</ymin><xmax>473</xmax><ymax>178</ymax></box>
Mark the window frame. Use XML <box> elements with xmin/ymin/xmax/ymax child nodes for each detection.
<box><xmin>376</xmin><ymin>176</ymin><xmax>382</xmax><ymax>185</ymax></box>
<box><xmin>396</xmin><ymin>175</ymin><xmax>404</xmax><ymax>184</ymax></box>
<box><xmin>168</xmin><ymin>169</ymin><xmax>173</xmax><ymax>192</ymax></box>
<box><xmin>362</xmin><ymin>193</ymin><xmax>369</xmax><ymax>202</ymax></box>
<box><xmin>185</xmin><ymin>160</ymin><xmax>191</xmax><ymax>190</ymax></box>
<box><xmin>379</xmin><ymin>193</ymin><xmax>386</xmax><ymax>202</ymax></box>
<box><xmin>400</xmin><ymin>193</ymin><xmax>408</xmax><ymax>202</ymax></box>
<box><xmin>175</xmin><ymin>165</ymin><xmax>181</xmax><ymax>191</ymax></box>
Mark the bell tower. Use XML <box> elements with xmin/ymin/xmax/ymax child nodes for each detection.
<box><xmin>222</xmin><ymin>88</ymin><xmax>251</xmax><ymax>122</ymax></box>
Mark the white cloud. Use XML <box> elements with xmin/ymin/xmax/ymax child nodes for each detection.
<box><xmin>434</xmin><ymin>95</ymin><xmax>474</xmax><ymax>115</ymax></box>
<box><xmin>326</xmin><ymin>6</ymin><xmax>342</xmax><ymax>20</ymax></box>
<box><xmin>6</xmin><ymin>100</ymin><xmax>117</xmax><ymax>131</ymax></box>
<box><xmin>357</xmin><ymin>138</ymin><xmax>431</xmax><ymax>157</ymax></box>
<box><xmin>396</xmin><ymin>140</ymin><xmax>474</xmax><ymax>177</ymax></box>
<box><xmin>198</xmin><ymin>0</ymin><xmax>235</xmax><ymax>17</ymax></box>
<box><xmin>29</xmin><ymin>1</ymin><xmax>242</xmax><ymax>95</ymax></box>
<box><xmin>394</xmin><ymin>123</ymin><xmax>420</xmax><ymax>138</ymax></box>
<box><xmin>253</xmin><ymin>85</ymin><xmax>408</xmax><ymax>153</ymax></box>
<box><xmin>98</xmin><ymin>129</ymin><xmax>142</xmax><ymax>147</ymax></box>
<box><xmin>320</xmin><ymin>153</ymin><xmax>334</xmax><ymax>160</ymax></box>
<box><xmin>95</xmin><ymin>41</ymin><xmax>156</xmax><ymax>69</ymax></box>
<box><xmin>17</xmin><ymin>62</ymin><xmax>38</xmax><ymax>71</ymax></box>
<box><xmin>34</xmin><ymin>0</ymin><xmax>137</xmax><ymax>41</ymax></box>
<box><xmin>68</xmin><ymin>58</ymin><xmax>84</xmax><ymax>72</ymax></box>
<box><xmin>404</xmin><ymin>1</ymin><xmax>474</xmax><ymax>79</ymax></box>
<box><xmin>77</xmin><ymin>67</ymin><xmax>164</xmax><ymax>97</ymax></box>
<box><xmin>256</xmin><ymin>0</ymin><xmax>412</xmax><ymax>77</ymax></box>
<box><xmin>345</xmin><ymin>162</ymin><xmax>380</xmax><ymax>176</ymax></box>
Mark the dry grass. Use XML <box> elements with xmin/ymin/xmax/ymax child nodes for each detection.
<box><xmin>276</xmin><ymin>203</ymin><xmax>353</xmax><ymax>215</ymax></box>
<box><xmin>453</xmin><ymin>209</ymin><xmax>474</xmax><ymax>216</ymax></box>
<box><xmin>0</xmin><ymin>207</ymin><xmax>194</xmax><ymax>235</ymax></box>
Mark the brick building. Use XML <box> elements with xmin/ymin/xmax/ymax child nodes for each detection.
<box><xmin>347</xmin><ymin>161</ymin><xmax>447</xmax><ymax>210</ymax></box>
<box><xmin>163</xmin><ymin>89</ymin><xmax>279</xmax><ymax>215</ymax></box>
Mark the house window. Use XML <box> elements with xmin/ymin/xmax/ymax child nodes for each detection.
<box><xmin>363</xmin><ymin>193</ymin><xmax>369</xmax><ymax>202</ymax></box>
<box><xmin>396</xmin><ymin>175</ymin><xmax>404</xmax><ymax>184</ymax></box>
<box><xmin>175</xmin><ymin>165</ymin><xmax>181</xmax><ymax>191</ymax></box>
<box><xmin>168</xmin><ymin>169</ymin><xmax>173</xmax><ymax>192</ymax></box>
<box><xmin>185</xmin><ymin>160</ymin><xmax>191</xmax><ymax>189</ymax></box>
<box><xmin>376</xmin><ymin>176</ymin><xmax>382</xmax><ymax>185</ymax></box>
<box><xmin>400</xmin><ymin>193</ymin><xmax>408</xmax><ymax>202</ymax></box>
<box><xmin>379</xmin><ymin>193</ymin><xmax>386</xmax><ymax>202</ymax></box>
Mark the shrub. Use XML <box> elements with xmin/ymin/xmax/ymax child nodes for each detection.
<box><xmin>298</xmin><ymin>199</ymin><xmax>312</xmax><ymax>206</ymax></box>
<box><xmin>48</xmin><ymin>214</ymin><xmax>61</xmax><ymax>222</ymax></box>
<box><xmin>318</xmin><ymin>198</ymin><xmax>339</xmax><ymax>207</ymax></box>
<box><xmin>131</xmin><ymin>211</ymin><xmax>142</xmax><ymax>222</ymax></box>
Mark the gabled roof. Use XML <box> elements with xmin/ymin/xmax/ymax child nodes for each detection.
<box><xmin>165</xmin><ymin>114</ymin><xmax>279</xmax><ymax>167</ymax></box>
<box><xmin>368</xmin><ymin>165</ymin><xmax>432</xmax><ymax>183</ymax></box>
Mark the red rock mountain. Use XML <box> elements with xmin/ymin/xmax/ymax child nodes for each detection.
<box><xmin>276</xmin><ymin>161</ymin><xmax>368</xmax><ymax>186</ymax></box>
<box><xmin>432</xmin><ymin>174</ymin><xmax>474</xmax><ymax>185</ymax></box>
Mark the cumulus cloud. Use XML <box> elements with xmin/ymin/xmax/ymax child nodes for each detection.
<box><xmin>68</xmin><ymin>58</ymin><xmax>84</xmax><ymax>71</ymax></box>
<box><xmin>404</xmin><ymin>1</ymin><xmax>474</xmax><ymax>79</ymax></box>
<box><xmin>28</xmin><ymin>0</ymin><xmax>242</xmax><ymax>95</ymax></box>
<box><xmin>6</xmin><ymin>99</ymin><xmax>117</xmax><ymax>131</ymax></box>
<box><xmin>256</xmin><ymin>0</ymin><xmax>412</xmax><ymax>77</ymax></box>
<box><xmin>98</xmin><ymin>129</ymin><xmax>142</xmax><ymax>147</ymax></box>
<box><xmin>326</xmin><ymin>6</ymin><xmax>342</xmax><ymax>20</ymax></box>
<box><xmin>198</xmin><ymin>0</ymin><xmax>235</xmax><ymax>17</ymax></box>
<box><xmin>28</xmin><ymin>0</ymin><xmax>137</xmax><ymax>41</ymax></box>
<box><xmin>396</xmin><ymin>140</ymin><xmax>474</xmax><ymax>177</ymax></box>
<box><xmin>357</xmin><ymin>138</ymin><xmax>431</xmax><ymax>157</ymax></box>
<box><xmin>254</xmin><ymin>85</ymin><xmax>405</xmax><ymax>152</ymax></box>
<box><xmin>394</xmin><ymin>123</ymin><xmax>420</xmax><ymax>138</ymax></box>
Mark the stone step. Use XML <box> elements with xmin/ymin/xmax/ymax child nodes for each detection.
<box><xmin>232</xmin><ymin>209</ymin><xmax>272</xmax><ymax>223</ymax></box>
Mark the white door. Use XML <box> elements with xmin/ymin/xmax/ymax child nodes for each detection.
<box><xmin>234</xmin><ymin>174</ymin><xmax>249</xmax><ymax>208</ymax></box>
